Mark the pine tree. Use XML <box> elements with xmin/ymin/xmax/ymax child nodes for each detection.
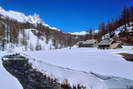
<box><xmin>121</xmin><ymin>7</ymin><xmax>130</xmax><ymax>30</ymax></box>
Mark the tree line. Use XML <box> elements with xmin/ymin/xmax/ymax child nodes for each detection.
<box><xmin>0</xmin><ymin>15</ymin><xmax>79</xmax><ymax>51</ymax></box>
<box><xmin>98</xmin><ymin>6</ymin><xmax>133</xmax><ymax>39</ymax></box>
<box><xmin>81</xmin><ymin>6</ymin><xmax>133</xmax><ymax>43</ymax></box>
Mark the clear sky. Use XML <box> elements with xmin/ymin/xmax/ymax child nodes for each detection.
<box><xmin>0</xmin><ymin>0</ymin><xmax>133</xmax><ymax>32</ymax></box>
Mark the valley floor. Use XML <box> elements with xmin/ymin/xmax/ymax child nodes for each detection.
<box><xmin>23</xmin><ymin>46</ymin><xmax>133</xmax><ymax>80</ymax></box>
<box><xmin>0</xmin><ymin>46</ymin><xmax>133</xmax><ymax>89</ymax></box>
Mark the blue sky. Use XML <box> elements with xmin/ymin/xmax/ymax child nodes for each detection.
<box><xmin>0</xmin><ymin>0</ymin><xmax>133</xmax><ymax>32</ymax></box>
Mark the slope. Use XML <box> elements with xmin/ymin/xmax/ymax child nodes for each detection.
<box><xmin>0</xmin><ymin>52</ymin><xmax>23</xmax><ymax>89</ymax></box>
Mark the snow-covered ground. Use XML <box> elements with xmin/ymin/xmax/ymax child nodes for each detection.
<box><xmin>1</xmin><ymin>47</ymin><xmax>133</xmax><ymax>89</ymax></box>
<box><xmin>22</xmin><ymin>47</ymin><xmax>133</xmax><ymax>79</ymax></box>
<box><xmin>0</xmin><ymin>52</ymin><xmax>23</xmax><ymax>89</ymax></box>
<box><xmin>14</xmin><ymin>47</ymin><xmax>133</xmax><ymax>89</ymax></box>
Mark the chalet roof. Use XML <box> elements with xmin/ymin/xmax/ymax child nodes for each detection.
<box><xmin>76</xmin><ymin>39</ymin><xmax>97</xmax><ymax>46</ymax></box>
<box><xmin>77</xmin><ymin>39</ymin><xmax>97</xmax><ymax>45</ymax></box>
<box><xmin>110</xmin><ymin>43</ymin><xmax>122</xmax><ymax>49</ymax></box>
<box><xmin>98</xmin><ymin>38</ymin><xmax>113</xmax><ymax>46</ymax></box>
<box><xmin>83</xmin><ymin>39</ymin><xmax>97</xmax><ymax>44</ymax></box>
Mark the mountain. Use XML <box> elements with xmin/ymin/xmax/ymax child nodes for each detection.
<box><xmin>0</xmin><ymin>7</ymin><xmax>42</xmax><ymax>24</ymax></box>
<box><xmin>0</xmin><ymin>6</ymin><xmax>62</xmax><ymax>31</ymax></box>
<box><xmin>70</xmin><ymin>30</ymin><xmax>99</xmax><ymax>35</ymax></box>
<box><xmin>0</xmin><ymin>7</ymin><xmax>79</xmax><ymax>51</ymax></box>
<box><xmin>71</xmin><ymin>31</ymin><xmax>88</xmax><ymax>35</ymax></box>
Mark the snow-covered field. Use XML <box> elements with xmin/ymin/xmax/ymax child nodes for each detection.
<box><xmin>20</xmin><ymin>47</ymin><xmax>133</xmax><ymax>89</ymax></box>
<box><xmin>23</xmin><ymin>47</ymin><xmax>133</xmax><ymax>79</ymax></box>
<box><xmin>1</xmin><ymin>47</ymin><xmax>133</xmax><ymax>89</ymax></box>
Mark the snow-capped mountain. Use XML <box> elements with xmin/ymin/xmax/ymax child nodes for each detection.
<box><xmin>0</xmin><ymin>7</ymin><xmax>75</xmax><ymax>51</ymax></box>
<box><xmin>71</xmin><ymin>31</ymin><xmax>88</xmax><ymax>35</ymax></box>
<box><xmin>0</xmin><ymin>7</ymin><xmax>41</xmax><ymax>24</ymax></box>
<box><xmin>70</xmin><ymin>30</ymin><xmax>99</xmax><ymax>35</ymax></box>
<box><xmin>0</xmin><ymin>7</ymin><xmax>60</xmax><ymax>30</ymax></box>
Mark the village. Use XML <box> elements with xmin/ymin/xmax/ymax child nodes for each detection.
<box><xmin>76</xmin><ymin>31</ymin><xmax>133</xmax><ymax>49</ymax></box>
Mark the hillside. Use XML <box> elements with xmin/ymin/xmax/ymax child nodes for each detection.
<box><xmin>98</xmin><ymin>7</ymin><xmax>133</xmax><ymax>44</ymax></box>
<box><xmin>0</xmin><ymin>7</ymin><xmax>79</xmax><ymax>51</ymax></box>
<box><xmin>0</xmin><ymin>6</ymin><xmax>132</xmax><ymax>52</ymax></box>
<box><xmin>101</xmin><ymin>22</ymin><xmax>133</xmax><ymax>45</ymax></box>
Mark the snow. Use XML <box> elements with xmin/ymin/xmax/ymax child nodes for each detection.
<box><xmin>23</xmin><ymin>48</ymin><xmax>133</xmax><ymax>79</ymax></box>
<box><xmin>24</xmin><ymin>29</ymin><xmax>54</xmax><ymax>50</ymax></box>
<box><xmin>114</xmin><ymin>22</ymin><xmax>133</xmax><ymax>35</ymax></box>
<box><xmin>0</xmin><ymin>6</ymin><xmax>133</xmax><ymax>89</ymax></box>
<box><xmin>28</xmin><ymin>14</ymin><xmax>44</xmax><ymax>25</ymax></box>
<box><xmin>70</xmin><ymin>30</ymin><xmax>99</xmax><ymax>35</ymax></box>
<box><xmin>45</xmin><ymin>24</ymin><xmax>61</xmax><ymax>31</ymax></box>
<box><xmin>70</xmin><ymin>31</ymin><xmax>87</xmax><ymax>35</ymax></box>
<box><xmin>0</xmin><ymin>52</ymin><xmax>23</xmax><ymax>89</ymax></box>
<box><xmin>28</xmin><ymin>58</ymin><xmax>108</xmax><ymax>89</ymax></box>
<box><xmin>0</xmin><ymin>27</ymin><xmax>56</xmax><ymax>51</ymax></box>
<box><xmin>0</xmin><ymin>7</ymin><xmax>29</xmax><ymax>23</ymax></box>
<box><xmin>1</xmin><ymin>47</ymin><xmax>133</xmax><ymax>89</ymax></box>
<box><xmin>7</xmin><ymin>28</ymin><xmax>55</xmax><ymax>51</ymax></box>
<box><xmin>16</xmin><ymin>47</ymin><xmax>133</xmax><ymax>89</ymax></box>
<box><xmin>0</xmin><ymin>6</ymin><xmax>61</xmax><ymax>31</ymax></box>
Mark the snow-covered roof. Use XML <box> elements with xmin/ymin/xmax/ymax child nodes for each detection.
<box><xmin>99</xmin><ymin>39</ymin><xmax>114</xmax><ymax>45</ymax></box>
<box><xmin>77</xmin><ymin>39</ymin><xmax>97</xmax><ymax>45</ymax></box>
